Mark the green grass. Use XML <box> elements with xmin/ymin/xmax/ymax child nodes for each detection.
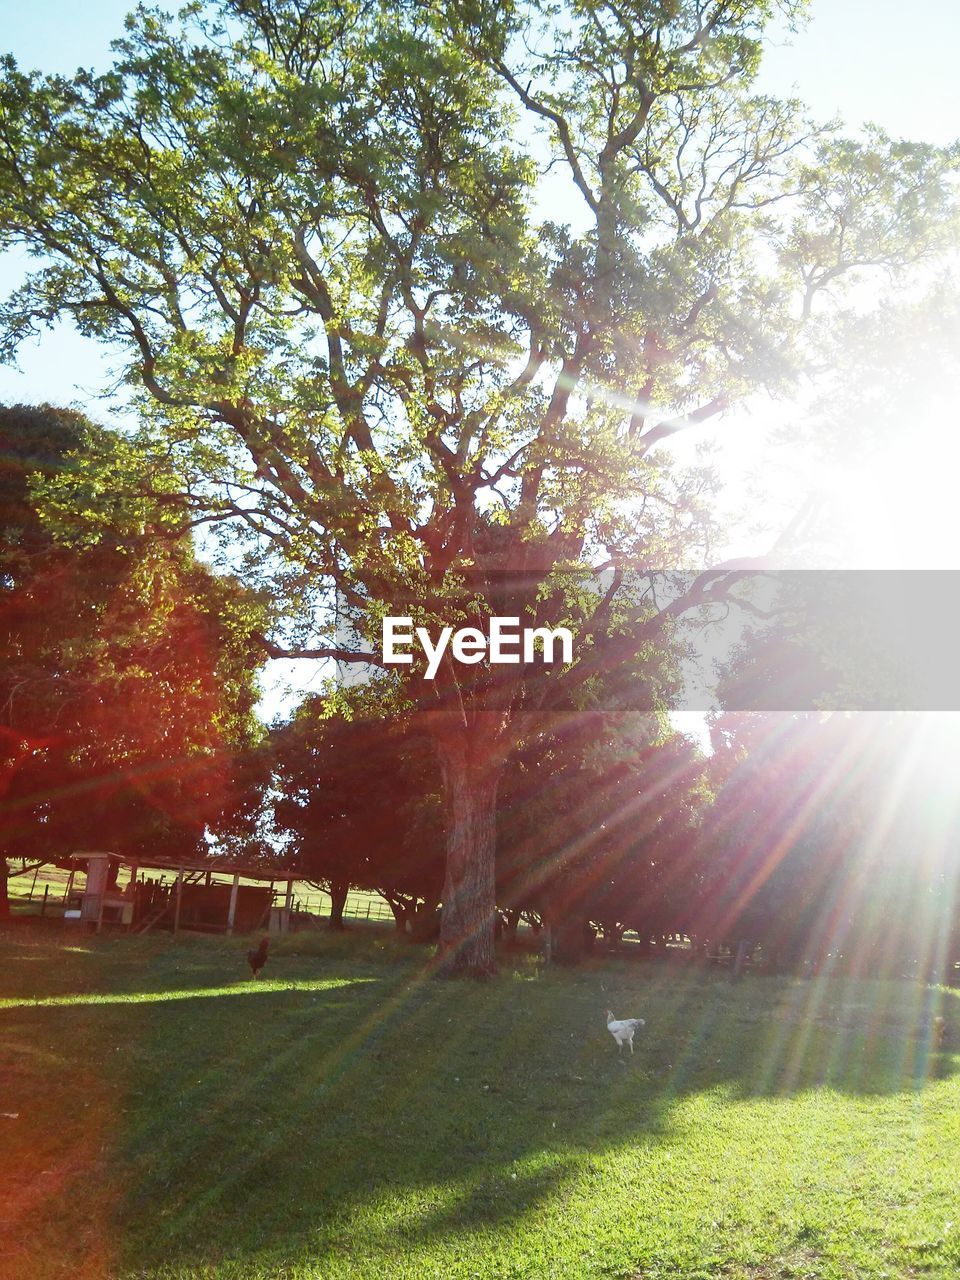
<box><xmin>1</xmin><ymin>927</ymin><xmax>959</xmax><ymax>1280</ymax></box>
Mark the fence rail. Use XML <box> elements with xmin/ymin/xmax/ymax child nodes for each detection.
<box><xmin>290</xmin><ymin>890</ymin><xmax>396</xmax><ymax>923</ymax></box>
<box><xmin>6</xmin><ymin>860</ymin><xmax>398</xmax><ymax>927</ymax></box>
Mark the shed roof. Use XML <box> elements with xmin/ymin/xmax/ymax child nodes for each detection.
<box><xmin>71</xmin><ymin>852</ymin><xmax>299</xmax><ymax>881</ymax></box>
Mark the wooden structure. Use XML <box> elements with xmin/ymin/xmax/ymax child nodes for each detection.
<box><xmin>64</xmin><ymin>853</ymin><xmax>299</xmax><ymax>936</ymax></box>
<box><xmin>63</xmin><ymin>852</ymin><xmax>133</xmax><ymax>930</ymax></box>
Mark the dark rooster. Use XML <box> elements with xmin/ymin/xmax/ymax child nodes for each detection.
<box><xmin>247</xmin><ymin>936</ymin><xmax>269</xmax><ymax>979</ymax></box>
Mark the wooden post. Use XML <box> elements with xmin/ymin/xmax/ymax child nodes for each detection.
<box><xmin>172</xmin><ymin>866</ymin><xmax>184</xmax><ymax>939</ymax></box>
<box><xmin>281</xmin><ymin>878</ymin><xmax>293</xmax><ymax>935</ymax></box>
<box><xmin>731</xmin><ymin>938</ymin><xmax>750</xmax><ymax>983</ymax></box>
<box><xmin>226</xmin><ymin>873</ymin><xmax>240</xmax><ymax>935</ymax></box>
<box><xmin>127</xmin><ymin>865</ymin><xmax>138</xmax><ymax>930</ymax></box>
<box><xmin>64</xmin><ymin>865</ymin><xmax>75</xmax><ymax>904</ymax></box>
<box><xmin>40</xmin><ymin>885</ymin><xmax>49</xmax><ymax>917</ymax></box>
<box><xmin>29</xmin><ymin>866</ymin><xmax>39</xmax><ymax>901</ymax></box>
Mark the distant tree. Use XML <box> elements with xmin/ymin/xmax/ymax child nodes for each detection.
<box><xmin>209</xmin><ymin>743</ymin><xmax>278</xmax><ymax>864</ymax></box>
<box><xmin>0</xmin><ymin>404</ymin><xmax>265</xmax><ymax>917</ymax></box>
<box><xmin>1</xmin><ymin>1</ymin><xmax>957</xmax><ymax>969</ymax></box>
<box><xmin>695</xmin><ymin>713</ymin><xmax>853</xmax><ymax>968</ymax></box>
<box><xmin>697</xmin><ymin>710</ymin><xmax>960</xmax><ymax>978</ymax></box>
<box><xmin>270</xmin><ymin>686</ymin><xmax>444</xmax><ymax>929</ymax></box>
<box><xmin>498</xmin><ymin>704</ymin><xmax>707</xmax><ymax>960</ymax></box>
<box><xmin>585</xmin><ymin>730</ymin><xmax>711</xmax><ymax>949</ymax></box>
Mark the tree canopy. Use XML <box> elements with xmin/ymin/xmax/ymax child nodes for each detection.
<box><xmin>1</xmin><ymin>0</ymin><xmax>957</xmax><ymax>969</ymax></box>
<box><xmin>0</xmin><ymin>402</ymin><xmax>265</xmax><ymax>914</ymax></box>
<box><xmin>269</xmin><ymin>683</ymin><xmax>445</xmax><ymax>929</ymax></box>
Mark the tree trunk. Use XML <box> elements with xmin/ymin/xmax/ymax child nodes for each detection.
<box><xmin>546</xmin><ymin>912</ymin><xmax>591</xmax><ymax>964</ymax></box>
<box><xmin>436</xmin><ymin>751</ymin><xmax>500</xmax><ymax>977</ymax></box>
<box><xmin>600</xmin><ymin>920</ymin><xmax>624</xmax><ymax>950</ymax></box>
<box><xmin>730</xmin><ymin>938</ymin><xmax>750</xmax><ymax>982</ymax></box>
<box><xmin>385</xmin><ymin>895</ymin><xmax>409</xmax><ymax>932</ymax></box>
<box><xmin>410</xmin><ymin>902</ymin><xmax>441</xmax><ymax>942</ymax></box>
<box><xmin>328</xmin><ymin>878</ymin><xmax>349</xmax><ymax>930</ymax></box>
<box><xmin>0</xmin><ymin>859</ymin><xmax>10</xmax><ymax>922</ymax></box>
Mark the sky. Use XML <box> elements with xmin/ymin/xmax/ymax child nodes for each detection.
<box><xmin>2</xmin><ymin>0</ymin><xmax>959</xmax><ymax>411</ymax></box>
<box><xmin>2</xmin><ymin>0</ymin><xmax>959</xmax><ymax>723</ymax></box>
<box><xmin>2</xmin><ymin>0</ymin><xmax>958</xmax><ymax>140</ymax></box>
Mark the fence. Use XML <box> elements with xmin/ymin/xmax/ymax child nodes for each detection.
<box><xmin>7</xmin><ymin>862</ymin><xmax>76</xmax><ymax>915</ymax></box>
<box><xmin>6</xmin><ymin>860</ymin><xmax>398</xmax><ymax>927</ymax></box>
<box><xmin>289</xmin><ymin>887</ymin><xmax>396</xmax><ymax>924</ymax></box>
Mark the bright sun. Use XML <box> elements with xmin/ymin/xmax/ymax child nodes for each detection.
<box><xmin>818</xmin><ymin>418</ymin><xmax>960</xmax><ymax>570</ymax></box>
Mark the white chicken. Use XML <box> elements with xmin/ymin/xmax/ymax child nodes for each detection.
<box><xmin>606</xmin><ymin>1009</ymin><xmax>645</xmax><ymax>1055</ymax></box>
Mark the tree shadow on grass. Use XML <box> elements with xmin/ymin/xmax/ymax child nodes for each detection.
<box><xmin>3</xmin><ymin>936</ymin><xmax>959</xmax><ymax>1279</ymax></box>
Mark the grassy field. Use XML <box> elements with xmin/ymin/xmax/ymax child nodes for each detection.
<box><xmin>1</xmin><ymin>927</ymin><xmax>958</xmax><ymax>1280</ymax></box>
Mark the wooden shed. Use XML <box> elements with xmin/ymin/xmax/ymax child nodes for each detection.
<box><xmin>65</xmin><ymin>853</ymin><xmax>299</xmax><ymax>936</ymax></box>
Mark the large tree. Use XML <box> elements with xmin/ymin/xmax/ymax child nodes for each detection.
<box><xmin>0</xmin><ymin>403</ymin><xmax>264</xmax><ymax>917</ymax></box>
<box><xmin>0</xmin><ymin>1</ymin><xmax>956</xmax><ymax>970</ymax></box>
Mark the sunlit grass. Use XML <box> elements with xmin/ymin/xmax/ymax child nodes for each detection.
<box><xmin>0</xmin><ymin>976</ymin><xmax>372</xmax><ymax>1010</ymax></box>
<box><xmin>1</xmin><ymin>929</ymin><xmax>958</xmax><ymax>1279</ymax></box>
